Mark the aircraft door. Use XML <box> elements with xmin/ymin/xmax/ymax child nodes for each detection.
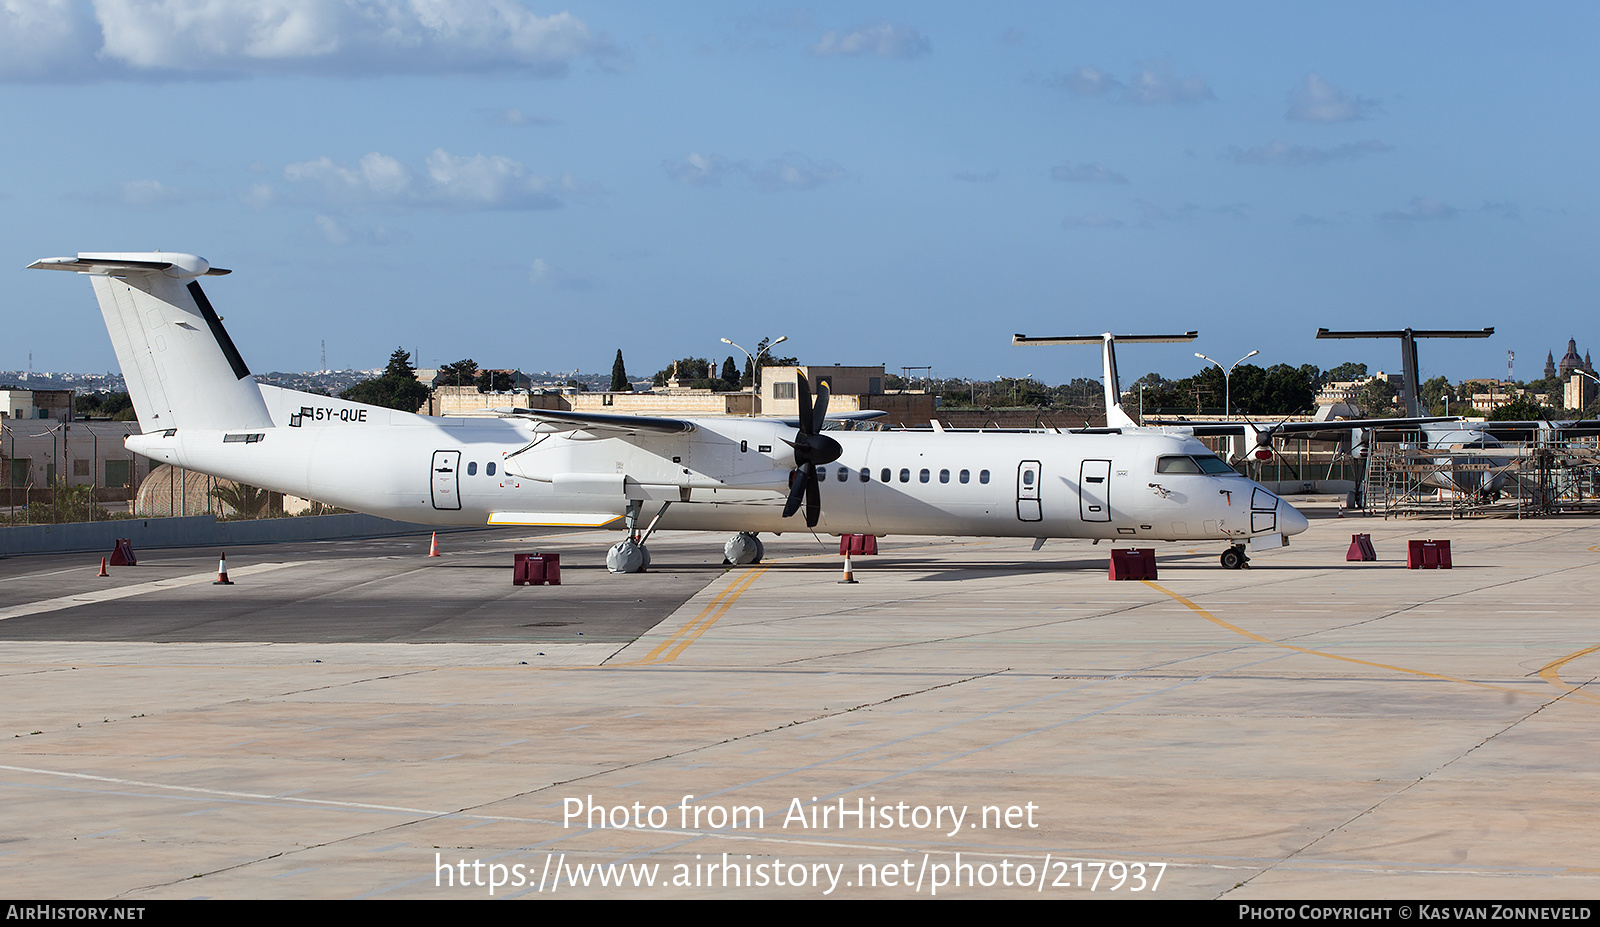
<box><xmin>1080</xmin><ymin>459</ymin><xmax>1111</xmax><ymax>522</ymax></box>
<box><xmin>1016</xmin><ymin>459</ymin><xmax>1042</xmax><ymax>522</ymax></box>
<box><xmin>431</xmin><ymin>450</ymin><xmax>462</xmax><ymax>511</ymax></box>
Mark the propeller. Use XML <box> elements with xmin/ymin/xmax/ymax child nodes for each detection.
<box><xmin>781</xmin><ymin>375</ymin><xmax>842</xmax><ymax>528</ymax></box>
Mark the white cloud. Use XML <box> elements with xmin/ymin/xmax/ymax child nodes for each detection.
<box><xmin>664</xmin><ymin>152</ymin><xmax>845</xmax><ymax>192</ymax></box>
<box><xmin>1057</xmin><ymin>59</ymin><xmax>1213</xmax><ymax>105</ymax></box>
<box><xmin>283</xmin><ymin>149</ymin><xmax>564</xmax><ymax>210</ymax></box>
<box><xmin>528</xmin><ymin>257</ymin><xmax>592</xmax><ymax>290</ymax></box>
<box><xmin>1225</xmin><ymin>140</ymin><xmax>1392</xmax><ymax>166</ymax></box>
<box><xmin>314</xmin><ymin>213</ymin><xmax>351</xmax><ymax>245</ymax></box>
<box><xmin>1480</xmin><ymin>201</ymin><xmax>1521</xmax><ymax>221</ymax></box>
<box><xmin>1380</xmin><ymin>197</ymin><xmax>1457</xmax><ymax>222</ymax></box>
<box><xmin>1287</xmin><ymin>73</ymin><xmax>1378</xmax><ymax>123</ymax></box>
<box><xmin>749</xmin><ymin>154</ymin><xmax>845</xmax><ymax>191</ymax></box>
<box><xmin>1050</xmin><ymin>162</ymin><xmax>1127</xmax><ymax>184</ymax></box>
<box><xmin>1061</xmin><ymin>213</ymin><xmax>1125</xmax><ymax>230</ymax></box>
<box><xmin>112</xmin><ymin>178</ymin><xmax>213</xmax><ymax>207</ymax></box>
<box><xmin>810</xmin><ymin>22</ymin><xmax>929</xmax><ymax>59</ymax></box>
<box><xmin>1</xmin><ymin>0</ymin><xmax>615</xmax><ymax>81</ymax></box>
<box><xmin>485</xmin><ymin>106</ymin><xmax>555</xmax><ymax>126</ymax></box>
<box><xmin>663</xmin><ymin>152</ymin><xmax>742</xmax><ymax>187</ymax></box>
<box><xmin>0</xmin><ymin>0</ymin><xmax>107</xmax><ymax>81</ymax></box>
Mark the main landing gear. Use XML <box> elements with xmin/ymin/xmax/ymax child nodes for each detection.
<box><xmin>723</xmin><ymin>532</ymin><xmax>764</xmax><ymax>565</ymax></box>
<box><xmin>606</xmin><ymin>500</ymin><xmax>671</xmax><ymax>574</ymax></box>
<box><xmin>1220</xmin><ymin>544</ymin><xmax>1251</xmax><ymax>571</ymax></box>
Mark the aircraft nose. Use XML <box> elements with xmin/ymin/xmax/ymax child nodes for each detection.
<box><xmin>1280</xmin><ymin>501</ymin><xmax>1310</xmax><ymax>536</ymax></box>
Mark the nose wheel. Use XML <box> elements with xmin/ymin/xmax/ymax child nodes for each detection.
<box><xmin>1220</xmin><ymin>545</ymin><xmax>1251</xmax><ymax>570</ymax></box>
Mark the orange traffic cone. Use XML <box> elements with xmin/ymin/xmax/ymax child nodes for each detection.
<box><xmin>428</xmin><ymin>532</ymin><xmax>441</xmax><ymax>557</ymax></box>
<box><xmin>838</xmin><ymin>551</ymin><xmax>858</xmax><ymax>584</ymax></box>
<box><xmin>97</xmin><ymin>557</ymin><xmax>110</xmax><ymax>578</ymax></box>
<box><xmin>213</xmin><ymin>551</ymin><xmax>234</xmax><ymax>585</ymax></box>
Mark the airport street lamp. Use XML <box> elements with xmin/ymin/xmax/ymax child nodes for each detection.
<box><xmin>721</xmin><ymin>335</ymin><xmax>788</xmax><ymax>417</ymax></box>
<box><xmin>1195</xmin><ymin>350</ymin><xmax>1259</xmax><ymax>417</ymax></box>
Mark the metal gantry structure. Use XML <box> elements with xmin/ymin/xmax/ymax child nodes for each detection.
<box><xmin>1361</xmin><ymin>434</ymin><xmax>1600</xmax><ymax>519</ymax></box>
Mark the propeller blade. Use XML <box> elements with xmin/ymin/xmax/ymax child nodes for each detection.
<box><xmin>782</xmin><ymin>465</ymin><xmax>812</xmax><ymax>518</ymax></box>
<box><xmin>795</xmin><ymin>374</ymin><xmax>813</xmax><ymax>434</ymax></box>
<box><xmin>804</xmin><ymin>468</ymin><xmax>821</xmax><ymax>527</ymax></box>
<box><xmin>812</xmin><ymin>378</ymin><xmax>830</xmax><ymax>432</ymax></box>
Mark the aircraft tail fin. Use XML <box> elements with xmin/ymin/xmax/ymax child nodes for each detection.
<box><xmin>1013</xmin><ymin>330</ymin><xmax>1196</xmax><ymax>429</ymax></box>
<box><xmin>29</xmin><ymin>253</ymin><xmax>273</xmax><ymax>433</ymax></box>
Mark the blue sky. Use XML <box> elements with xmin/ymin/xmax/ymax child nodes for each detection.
<box><xmin>3</xmin><ymin>1</ymin><xmax>1596</xmax><ymax>387</ymax></box>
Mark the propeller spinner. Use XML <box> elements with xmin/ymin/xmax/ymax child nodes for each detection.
<box><xmin>781</xmin><ymin>374</ymin><xmax>842</xmax><ymax>528</ymax></box>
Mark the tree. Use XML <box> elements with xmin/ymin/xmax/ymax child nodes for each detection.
<box><xmin>383</xmin><ymin>347</ymin><xmax>415</xmax><ymax>380</ymax></box>
<box><xmin>475</xmin><ymin>369</ymin><xmax>515</xmax><ymax>392</ymax></box>
<box><xmin>1359</xmin><ymin>377</ymin><xmax>1399</xmax><ymax>415</ymax></box>
<box><xmin>341</xmin><ymin>347</ymin><xmax>432</xmax><ymax>411</ymax></box>
<box><xmin>721</xmin><ymin>356</ymin><xmax>739</xmax><ymax>390</ymax></box>
<box><xmin>436</xmin><ymin>358</ymin><xmax>478</xmax><ymax>389</ymax></box>
<box><xmin>1323</xmin><ymin>362</ymin><xmax>1367</xmax><ymax>385</ymax></box>
<box><xmin>610</xmin><ymin>350</ymin><xmax>630</xmax><ymax>392</ymax></box>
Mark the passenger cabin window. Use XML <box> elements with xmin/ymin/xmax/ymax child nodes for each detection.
<box><xmin>486</xmin><ymin>462</ymin><xmax>496</xmax><ymax>476</ymax></box>
<box><xmin>939</xmin><ymin>469</ymin><xmax>950</xmax><ymax>483</ymax></box>
<box><xmin>467</xmin><ymin>461</ymin><xmax>478</xmax><ymax>476</ymax></box>
<box><xmin>899</xmin><ymin>468</ymin><xmax>910</xmax><ymax>483</ymax></box>
<box><xmin>919</xmin><ymin>469</ymin><xmax>930</xmax><ymax>483</ymax></box>
<box><xmin>860</xmin><ymin>468</ymin><xmax>870</xmax><ymax>482</ymax></box>
<box><xmin>960</xmin><ymin>469</ymin><xmax>970</xmax><ymax>483</ymax></box>
<box><xmin>881</xmin><ymin>468</ymin><xmax>892</xmax><ymax>483</ymax></box>
<box><xmin>837</xmin><ymin>467</ymin><xmax>847</xmax><ymax>482</ymax></box>
<box><xmin>979</xmin><ymin>470</ymin><xmax>990</xmax><ymax>484</ymax></box>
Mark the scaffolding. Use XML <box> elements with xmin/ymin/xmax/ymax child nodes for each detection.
<box><xmin>1362</xmin><ymin>436</ymin><xmax>1600</xmax><ymax>518</ymax></box>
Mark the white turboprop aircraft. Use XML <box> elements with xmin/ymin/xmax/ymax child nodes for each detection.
<box><xmin>30</xmin><ymin>252</ymin><xmax>1307</xmax><ymax>572</ymax></box>
<box><xmin>1013</xmin><ymin>330</ymin><xmax>1455</xmax><ymax>462</ymax></box>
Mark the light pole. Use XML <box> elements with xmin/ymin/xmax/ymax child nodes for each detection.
<box><xmin>721</xmin><ymin>335</ymin><xmax>788</xmax><ymax>416</ymax></box>
<box><xmin>1195</xmin><ymin>350</ymin><xmax>1259</xmax><ymax>417</ymax></box>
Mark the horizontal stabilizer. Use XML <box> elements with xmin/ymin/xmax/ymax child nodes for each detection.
<box><xmin>1012</xmin><ymin>332</ymin><xmax>1197</xmax><ymax>345</ymax></box>
<box><xmin>28</xmin><ymin>252</ymin><xmax>231</xmax><ymax>278</ymax></box>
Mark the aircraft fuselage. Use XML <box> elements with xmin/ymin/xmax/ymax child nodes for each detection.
<box><xmin>127</xmin><ymin>388</ymin><xmax>1307</xmax><ymax>545</ymax></box>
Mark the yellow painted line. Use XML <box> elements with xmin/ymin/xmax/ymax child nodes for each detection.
<box><xmin>1538</xmin><ymin>644</ymin><xmax>1600</xmax><ymax>706</ymax></box>
<box><xmin>630</xmin><ymin>568</ymin><xmax>768</xmax><ymax>665</ymax></box>
<box><xmin>1142</xmin><ymin>580</ymin><xmax>1558</xmax><ymax>701</ymax></box>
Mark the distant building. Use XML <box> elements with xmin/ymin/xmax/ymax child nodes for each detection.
<box><xmin>0</xmin><ymin>388</ymin><xmax>74</xmax><ymax>422</ymax></box>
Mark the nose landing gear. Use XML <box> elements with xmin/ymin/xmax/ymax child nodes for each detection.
<box><xmin>1220</xmin><ymin>544</ymin><xmax>1251</xmax><ymax>570</ymax></box>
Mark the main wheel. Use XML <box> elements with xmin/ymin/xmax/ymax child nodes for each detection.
<box><xmin>1220</xmin><ymin>547</ymin><xmax>1244</xmax><ymax>570</ymax></box>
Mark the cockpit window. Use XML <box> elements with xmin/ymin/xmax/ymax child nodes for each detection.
<box><xmin>1157</xmin><ymin>455</ymin><xmax>1240</xmax><ymax>476</ymax></box>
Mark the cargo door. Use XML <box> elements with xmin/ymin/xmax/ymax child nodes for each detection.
<box><xmin>1080</xmin><ymin>459</ymin><xmax>1111</xmax><ymax>522</ymax></box>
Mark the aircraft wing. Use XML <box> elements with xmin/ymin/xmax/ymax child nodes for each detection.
<box><xmin>779</xmin><ymin>410</ymin><xmax>888</xmax><ymax>426</ymax></box>
<box><xmin>507</xmin><ymin>408</ymin><xmax>697</xmax><ymax>435</ymax></box>
<box><xmin>1270</xmin><ymin>416</ymin><xmax>1459</xmax><ymax>436</ymax></box>
<box><xmin>1144</xmin><ymin>416</ymin><xmax>1460</xmax><ymax>443</ymax></box>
